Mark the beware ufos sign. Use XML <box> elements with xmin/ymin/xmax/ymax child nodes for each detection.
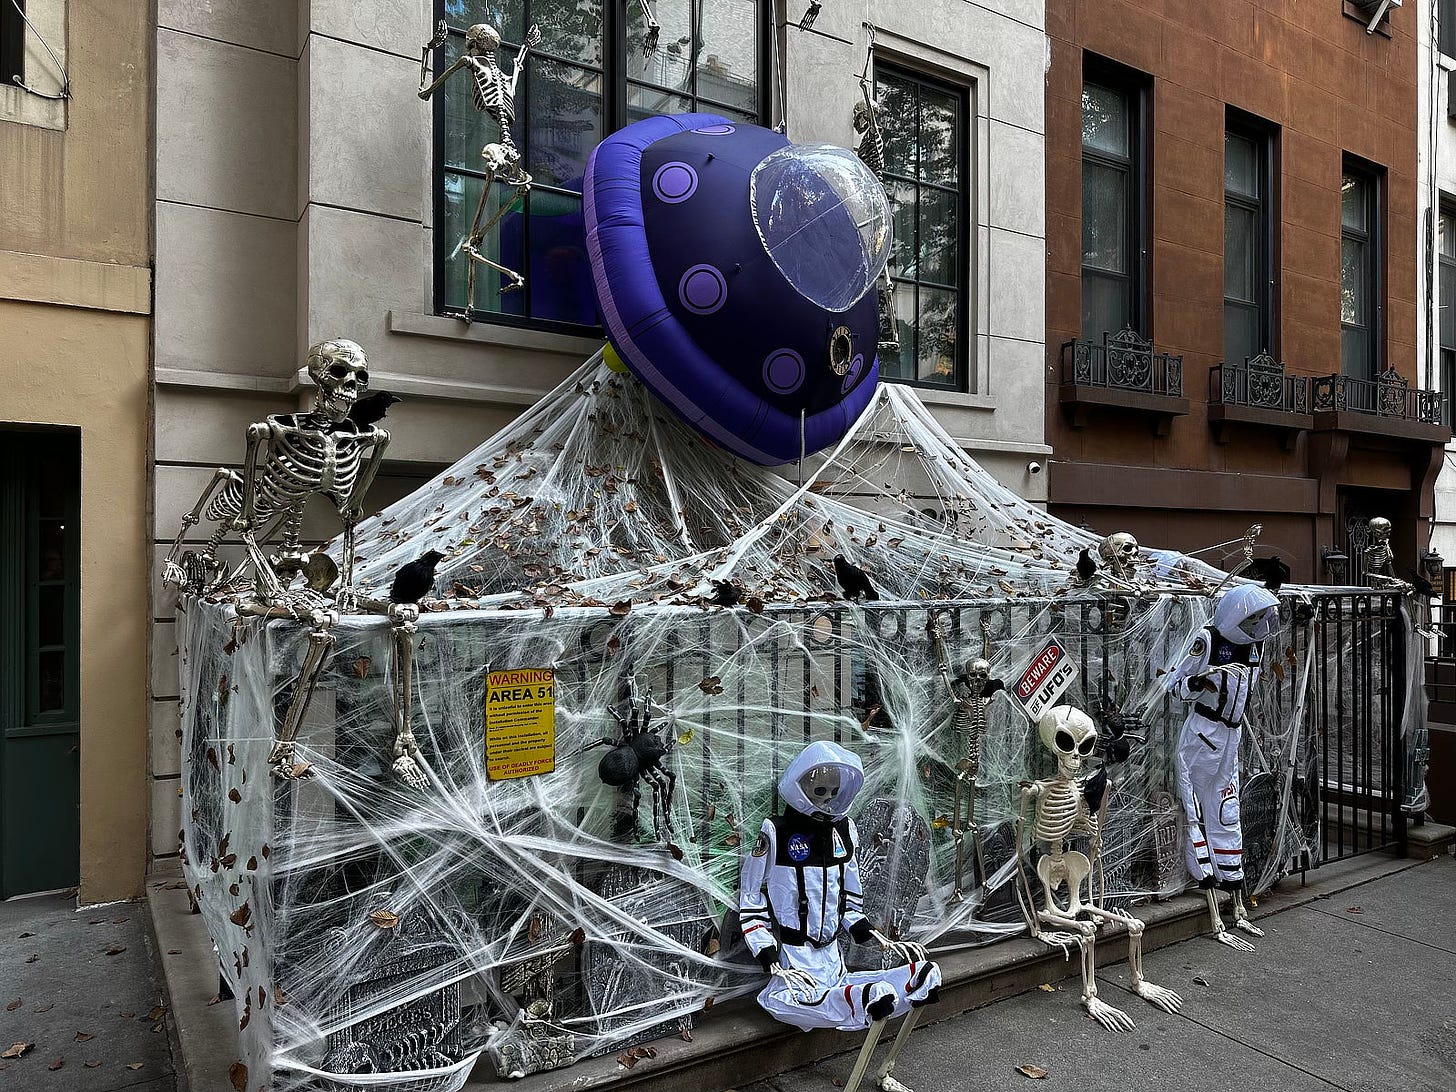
<box><xmin>1012</xmin><ymin>638</ymin><xmax>1078</xmax><ymax>721</ymax></box>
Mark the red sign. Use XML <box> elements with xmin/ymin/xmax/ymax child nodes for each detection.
<box><xmin>1013</xmin><ymin>638</ymin><xmax>1077</xmax><ymax>720</ymax></box>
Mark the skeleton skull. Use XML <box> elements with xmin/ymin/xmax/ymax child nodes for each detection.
<box><xmin>963</xmin><ymin>657</ymin><xmax>992</xmax><ymax>690</ymax></box>
<box><xmin>1098</xmin><ymin>531</ymin><xmax>1140</xmax><ymax>578</ymax></box>
<box><xmin>1037</xmin><ymin>705</ymin><xmax>1098</xmax><ymax>778</ymax></box>
<box><xmin>852</xmin><ymin>97</ymin><xmax>884</xmax><ymax>134</ymax></box>
<box><xmin>1368</xmin><ymin>516</ymin><xmax>1392</xmax><ymax>543</ymax></box>
<box><xmin>798</xmin><ymin>764</ymin><xmax>843</xmax><ymax>816</ymax></box>
<box><xmin>465</xmin><ymin>22</ymin><xmax>501</xmax><ymax>53</ymax></box>
<box><xmin>307</xmin><ymin>338</ymin><xmax>369</xmax><ymax>422</ymax></box>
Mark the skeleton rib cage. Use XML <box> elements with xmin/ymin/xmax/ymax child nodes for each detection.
<box><xmin>203</xmin><ymin>421</ymin><xmax>369</xmax><ymax>530</ymax></box>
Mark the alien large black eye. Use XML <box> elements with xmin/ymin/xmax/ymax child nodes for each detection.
<box><xmin>1078</xmin><ymin>735</ymin><xmax>1097</xmax><ymax>755</ymax></box>
<box><xmin>1055</xmin><ymin>730</ymin><xmax>1074</xmax><ymax>752</ymax></box>
<box><xmin>814</xmin><ymin>786</ymin><xmax>829</xmax><ymax>796</ymax></box>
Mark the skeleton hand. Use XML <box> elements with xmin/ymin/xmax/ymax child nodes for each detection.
<box><xmin>870</xmin><ymin>929</ymin><xmax>927</xmax><ymax>965</ymax></box>
<box><xmin>769</xmin><ymin>965</ymin><xmax>823</xmax><ymax>1003</ymax></box>
<box><xmin>523</xmin><ymin>24</ymin><xmax>542</xmax><ymax>49</ymax></box>
<box><xmin>426</xmin><ymin>19</ymin><xmax>448</xmax><ymax>50</ymax></box>
<box><xmin>392</xmin><ymin>732</ymin><xmax>428</xmax><ymax>789</ymax></box>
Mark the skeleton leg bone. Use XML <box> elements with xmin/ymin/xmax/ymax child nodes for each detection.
<box><xmin>842</xmin><ymin>1019</ymin><xmax>888</xmax><ymax>1092</ymax></box>
<box><xmin>1080</xmin><ymin>905</ymin><xmax>1183</xmax><ymax>1013</ymax></box>
<box><xmin>1206</xmin><ymin>889</ymin><xmax>1256</xmax><ymax>952</ymax></box>
<box><xmin>389</xmin><ymin>606</ymin><xmax>428</xmax><ymax>788</ymax></box>
<box><xmin>269</xmin><ymin>612</ymin><xmax>338</xmax><ymax>778</ymax></box>
<box><xmin>875</xmin><ymin>1007</ymin><xmax>925</xmax><ymax>1092</ymax></box>
<box><xmin>1230</xmin><ymin>890</ymin><xmax>1264</xmax><ymax>937</ymax></box>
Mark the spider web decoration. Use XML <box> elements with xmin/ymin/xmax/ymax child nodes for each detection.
<box><xmin>174</xmin><ymin>355</ymin><xmax>1414</xmax><ymax>1090</ymax></box>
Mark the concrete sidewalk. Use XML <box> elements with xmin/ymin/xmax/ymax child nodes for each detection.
<box><xmin>744</xmin><ymin>855</ymin><xmax>1456</xmax><ymax>1092</ymax></box>
<box><xmin>0</xmin><ymin>891</ymin><xmax>178</xmax><ymax>1092</ymax></box>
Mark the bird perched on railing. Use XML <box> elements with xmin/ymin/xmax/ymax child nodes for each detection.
<box><xmin>390</xmin><ymin>550</ymin><xmax>445</xmax><ymax>604</ymax></box>
<box><xmin>833</xmin><ymin>555</ymin><xmax>879</xmax><ymax>601</ymax></box>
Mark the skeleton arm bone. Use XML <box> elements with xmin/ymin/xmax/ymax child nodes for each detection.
<box><xmin>417</xmin><ymin>19</ymin><xmax>449</xmax><ymax>92</ymax></box>
<box><xmin>507</xmin><ymin>25</ymin><xmax>543</xmax><ymax>97</ymax></box>
<box><xmin>236</xmin><ymin>423</ymin><xmax>270</xmax><ymax>531</ymax></box>
<box><xmin>341</xmin><ymin>426</ymin><xmax>391</xmax><ymax>523</ymax></box>
<box><xmin>419</xmin><ymin>54</ymin><xmax>467</xmax><ymax>98</ymax></box>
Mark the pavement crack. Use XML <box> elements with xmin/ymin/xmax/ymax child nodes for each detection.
<box><xmin>1304</xmin><ymin>904</ymin><xmax>1456</xmax><ymax>956</ymax></box>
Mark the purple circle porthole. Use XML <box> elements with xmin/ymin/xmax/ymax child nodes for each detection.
<box><xmin>763</xmin><ymin>349</ymin><xmax>806</xmax><ymax>395</ymax></box>
<box><xmin>679</xmin><ymin>264</ymin><xmax>728</xmax><ymax>315</ymax></box>
<box><xmin>693</xmin><ymin>123</ymin><xmax>736</xmax><ymax>136</ymax></box>
<box><xmin>652</xmin><ymin>161</ymin><xmax>699</xmax><ymax>204</ymax></box>
<box><xmin>841</xmin><ymin>353</ymin><xmax>865</xmax><ymax>394</ymax></box>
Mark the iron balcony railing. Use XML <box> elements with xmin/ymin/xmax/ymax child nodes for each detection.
<box><xmin>1209</xmin><ymin>352</ymin><xmax>1309</xmax><ymax>414</ymax></box>
<box><xmin>1061</xmin><ymin>327</ymin><xmax>1184</xmax><ymax>398</ymax></box>
<box><xmin>1311</xmin><ymin>368</ymin><xmax>1446</xmax><ymax>425</ymax></box>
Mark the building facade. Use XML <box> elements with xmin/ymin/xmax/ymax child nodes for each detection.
<box><xmin>0</xmin><ymin>0</ymin><xmax>152</xmax><ymax>903</ymax></box>
<box><xmin>147</xmin><ymin>1</ymin><xmax>1048</xmax><ymax>868</ymax></box>
<box><xmin>1045</xmin><ymin>0</ymin><xmax>1446</xmax><ymax>585</ymax></box>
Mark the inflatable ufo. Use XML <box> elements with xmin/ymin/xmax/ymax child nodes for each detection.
<box><xmin>584</xmin><ymin>114</ymin><xmax>890</xmax><ymax>465</ymax></box>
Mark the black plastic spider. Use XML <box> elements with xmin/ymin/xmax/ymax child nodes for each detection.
<box><xmin>580</xmin><ymin>683</ymin><xmax>677</xmax><ymax>841</ymax></box>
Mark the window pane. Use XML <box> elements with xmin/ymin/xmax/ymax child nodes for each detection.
<box><xmin>1225</xmin><ymin>132</ymin><xmax>1258</xmax><ymax>197</ymax></box>
<box><xmin>38</xmin><ymin>585</ymin><xmax>63</xmax><ymax>648</ymax></box>
<box><xmin>1082</xmin><ymin>82</ymin><xmax>1128</xmax><ymax>156</ymax></box>
<box><xmin>919</xmin><ymin>87</ymin><xmax>959</xmax><ymax>187</ymax></box>
<box><xmin>1082</xmin><ymin>270</ymin><xmax>1130</xmax><ymax>340</ymax></box>
<box><xmin>37</xmin><ymin>650</ymin><xmax>65</xmax><ymax>714</ymax></box>
<box><xmin>1441</xmin><ymin>209</ymin><xmax>1456</xmax><ymax>260</ymax></box>
<box><xmin>627</xmin><ymin>82</ymin><xmax>692</xmax><ymax>122</ymax></box>
<box><xmin>1440</xmin><ymin>258</ymin><xmax>1456</xmax><ymax>349</ymax></box>
<box><xmin>881</xmin><ymin>284</ymin><xmax>917</xmax><ymax>381</ymax></box>
<box><xmin>1225</xmin><ymin>301</ymin><xmax>1258</xmax><ymax>365</ymax></box>
<box><xmin>1082</xmin><ymin>160</ymin><xmax>1127</xmax><ymax>273</ymax></box>
<box><xmin>1342</xmin><ymin>324</ymin><xmax>1371</xmax><ymax>379</ymax></box>
<box><xmin>879</xmin><ymin>75</ymin><xmax>915</xmax><ymax>177</ymax></box>
<box><xmin>442</xmin><ymin>37</ymin><xmax>502</xmax><ymax>170</ymax></box>
<box><xmin>916</xmin><ymin>287</ymin><xmax>959</xmax><ymax>385</ymax></box>
<box><xmin>1441</xmin><ymin>0</ymin><xmax>1456</xmax><ymax>56</ymax></box>
<box><xmin>526</xmin><ymin>61</ymin><xmax>602</xmax><ymax>188</ymax></box>
<box><xmin>890</xmin><ymin>180</ymin><xmax>917</xmax><ymax>279</ymax></box>
<box><xmin>1341</xmin><ymin>236</ymin><xmax>1366</xmax><ymax>325</ymax></box>
<box><xmin>627</xmin><ymin>0</ymin><xmax>691</xmax><ymax>87</ymax></box>
<box><xmin>442</xmin><ymin>172</ymin><xmax>526</xmax><ymax>313</ymax></box>
<box><xmin>698</xmin><ymin>0</ymin><xmax>760</xmax><ymax>115</ymax></box>
<box><xmin>534</xmin><ymin>0</ymin><xmax>604</xmax><ymax>66</ymax></box>
<box><xmin>526</xmin><ymin>191</ymin><xmax>595</xmax><ymax>325</ymax></box>
<box><xmin>918</xmin><ymin>187</ymin><xmax>958</xmax><ymax>285</ymax></box>
<box><xmin>39</xmin><ymin>520</ymin><xmax>64</xmax><ymax>581</ymax></box>
<box><xmin>444</xmin><ymin>1</ymin><xmax>525</xmax><ymax>42</ymax></box>
<box><xmin>1341</xmin><ymin>174</ymin><xmax>1367</xmax><ymax>231</ymax></box>
<box><xmin>1224</xmin><ymin>203</ymin><xmax>1257</xmax><ymax>302</ymax></box>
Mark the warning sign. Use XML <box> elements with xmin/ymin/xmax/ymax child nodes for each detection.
<box><xmin>1011</xmin><ymin>638</ymin><xmax>1078</xmax><ymax>722</ymax></box>
<box><xmin>485</xmin><ymin>668</ymin><xmax>556</xmax><ymax>781</ymax></box>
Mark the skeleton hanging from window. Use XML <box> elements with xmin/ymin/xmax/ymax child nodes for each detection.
<box><xmin>1014</xmin><ymin>706</ymin><xmax>1182</xmax><ymax>1030</ymax></box>
<box><xmin>851</xmin><ymin>24</ymin><xmax>900</xmax><ymax>357</ymax></box>
<box><xmin>418</xmin><ymin>19</ymin><xmax>542</xmax><ymax>312</ymax></box>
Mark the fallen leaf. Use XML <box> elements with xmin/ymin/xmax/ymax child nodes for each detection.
<box><xmin>609</xmin><ymin>600</ymin><xmax>632</xmax><ymax>616</ymax></box>
<box><xmin>1016</xmin><ymin>1063</ymin><xmax>1048</xmax><ymax>1079</ymax></box>
<box><xmin>104</xmin><ymin>947</ymin><xmax>126</xmax><ymax>956</ymax></box>
<box><xmin>74</xmin><ymin>1032</ymin><xmax>94</xmax><ymax>1042</ymax></box>
<box><xmin>230</xmin><ymin>1060</ymin><xmax>249</xmax><ymax>1091</ymax></box>
<box><xmin>48</xmin><ymin>1057</ymin><xmax>63</xmax><ymax>1071</ymax></box>
<box><xmin>33</xmin><ymin>1005</ymin><xmax>51</xmax><ymax>1014</ymax></box>
<box><xmin>111</xmin><ymin>917</ymin><xmax>127</xmax><ymax>924</ymax></box>
<box><xmin>1</xmin><ymin>1043</ymin><xmax>33</xmax><ymax>1060</ymax></box>
<box><xmin>147</xmin><ymin>1005</ymin><xmax>165</xmax><ymax>1021</ymax></box>
<box><xmin>127</xmin><ymin>1062</ymin><xmax>144</xmax><ymax>1070</ymax></box>
<box><xmin>351</xmin><ymin>657</ymin><xmax>371</xmax><ymax>679</ymax></box>
<box><xmin>24</xmin><ymin>955</ymin><xmax>36</xmax><ymax>964</ymax></box>
<box><xmin>17</xmin><ymin>932</ymin><xmax>33</xmax><ymax>939</ymax></box>
<box><xmin>369</xmin><ymin>909</ymin><xmax>400</xmax><ymax>929</ymax></box>
<box><xmin>1346</xmin><ymin>906</ymin><xmax>1364</xmax><ymax>915</ymax></box>
<box><xmin>229</xmin><ymin>903</ymin><xmax>252</xmax><ymax>929</ymax></box>
<box><xmin>1192</xmin><ymin>975</ymin><xmax>1209</xmax><ymax>986</ymax></box>
<box><xmin>666</xmin><ymin>843</ymin><xmax>685</xmax><ymax>862</ymax></box>
<box><xmin>120</xmin><ymin>1012</ymin><xmax>136</xmax><ymax>1018</ymax></box>
<box><xmin>167</xmin><ymin>949</ymin><xmax>181</xmax><ymax>955</ymax></box>
<box><xmin>1036</xmin><ymin>983</ymin><xmax>1055</xmax><ymax>992</ymax></box>
<box><xmin>4</xmin><ymin>1000</ymin><xmax>19</xmax><ymax>1012</ymax></box>
<box><xmin>84</xmin><ymin>1060</ymin><xmax>101</xmax><ymax>1068</ymax></box>
<box><xmin>228</xmin><ymin>788</ymin><xmax>241</xmax><ymax>803</ymax></box>
<box><xmin>679</xmin><ymin>1026</ymin><xmax>693</xmax><ymax>1042</ymax></box>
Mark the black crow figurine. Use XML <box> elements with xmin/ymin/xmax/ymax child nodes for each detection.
<box><xmin>709</xmin><ymin>579</ymin><xmax>741</xmax><ymax>607</ymax></box>
<box><xmin>349</xmin><ymin>391</ymin><xmax>402</xmax><ymax>427</ymax></box>
<box><xmin>833</xmin><ymin>555</ymin><xmax>879</xmax><ymax>601</ymax></box>
<box><xmin>1408</xmin><ymin>568</ymin><xmax>1436</xmax><ymax>598</ymax></box>
<box><xmin>1244</xmin><ymin>555</ymin><xmax>1290</xmax><ymax>592</ymax></box>
<box><xmin>390</xmin><ymin>550</ymin><xmax>445</xmax><ymax>604</ymax></box>
<box><xmin>1076</xmin><ymin>547</ymin><xmax>1098</xmax><ymax>583</ymax></box>
<box><xmin>978</xmin><ymin>677</ymin><xmax>1006</xmax><ymax>700</ymax></box>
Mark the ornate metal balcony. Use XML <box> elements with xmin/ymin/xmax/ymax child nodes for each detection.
<box><xmin>1059</xmin><ymin>328</ymin><xmax>1189</xmax><ymax>435</ymax></box>
<box><xmin>1310</xmin><ymin>368</ymin><xmax>1450</xmax><ymax>444</ymax></box>
<box><xmin>1207</xmin><ymin>353</ymin><xmax>1312</xmax><ymax>449</ymax></box>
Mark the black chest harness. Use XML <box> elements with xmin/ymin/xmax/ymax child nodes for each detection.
<box><xmin>769</xmin><ymin>811</ymin><xmax>856</xmax><ymax>947</ymax></box>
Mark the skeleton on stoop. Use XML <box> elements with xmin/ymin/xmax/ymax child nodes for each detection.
<box><xmin>739</xmin><ymin>742</ymin><xmax>941</xmax><ymax>1092</ymax></box>
<box><xmin>1014</xmin><ymin>706</ymin><xmax>1183</xmax><ymax>1031</ymax></box>
<box><xmin>1166</xmin><ymin>584</ymin><xmax>1280</xmax><ymax>951</ymax></box>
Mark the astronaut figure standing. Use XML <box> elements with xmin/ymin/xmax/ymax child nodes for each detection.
<box><xmin>1168</xmin><ymin>584</ymin><xmax>1280</xmax><ymax>951</ymax></box>
<box><xmin>739</xmin><ymin>741</ymin><xmax>941</xmax><ymax>1092</ymax></box>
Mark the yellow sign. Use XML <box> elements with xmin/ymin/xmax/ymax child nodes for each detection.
<box><xmin>485</xmin><ymin>668</ymin><xmax>556</xmax><ymax>781</ymax></box>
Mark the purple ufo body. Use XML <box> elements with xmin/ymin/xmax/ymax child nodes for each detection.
<box><xmin>584</xmin><ymin>114</ymin><xmax>885</xmax><ymax>465</ymax></box>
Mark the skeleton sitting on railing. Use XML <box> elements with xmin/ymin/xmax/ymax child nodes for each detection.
<box><xmin>1015</xmin><ymin>705</ymin><xmax>1182</xmax><ymax>1031</ymax></box>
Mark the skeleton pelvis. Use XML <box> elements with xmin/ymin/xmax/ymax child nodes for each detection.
<box><xmin>1036</xmin><ymin>850</ymin><xmax>1092</xmax><ymax>898</ymax></box>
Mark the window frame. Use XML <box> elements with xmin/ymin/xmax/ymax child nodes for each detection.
<box><xmin>1339</xmin><ymin>156</ymin><xmax>1383</xmax><ymax>380</ymax></box>
<box><xmin>1439</xmin><ymin>201</ymin><xmax>1456</xmax><ymax>426</ymax></box>
<box><xmin>1222</xmin><ymin>109</ymin><xmax>1278</xmax><ymax>365</ymax></box>
<box><xmin>1080</xmin><ymin>55</ymin><xmax>1150</xmax><ymax>343</ymax></box>
<box><xmin>1442</xmin><ymin>0</ymin><xmax>1456</xmax><ymax>59</ymax></box>
<box><xmin>873</xmin><ymin>59</ymin><xmax>972</xmax><ymax>393</ymax></box>
<box><xmin>429</xmin><ymin>0</ymin><xmax>771</xmax><ymax>336</ymax></box>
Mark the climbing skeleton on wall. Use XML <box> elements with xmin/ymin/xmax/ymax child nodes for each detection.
<box><xmin>1014</xmin><ymin>706</ymin><xmax>1183</xmax><ymax>1031</ymax></box>
<box><xmin>929</xmin><ymin>612</ymin><xmax>1000</xmax><ymax>904</ymax></box>
<box><xmin>419</xmin><ymin>19</ymin><xmax>542</xmax><ymax>310</ymax></box>
<box><xmin>851</xmin><ymin>24</ymin><xmax>899</xmax><ymax>356</ymax></box>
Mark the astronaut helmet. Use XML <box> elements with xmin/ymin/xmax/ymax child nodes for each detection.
<box><xmin>1212</xmin><ymin>584</ymin><xmax>1280</xmax><ymax>644</ymax></box>
<box><xmin>778</xmin><ymin>740</ymin><xmax>865</xmax><ymax>821</ymax></box>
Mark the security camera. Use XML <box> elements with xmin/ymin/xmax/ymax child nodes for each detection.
<box><xmin>1027</xmin><ymin>461</ymin><xmax>1042</xmax><ymax>475</ymax></box>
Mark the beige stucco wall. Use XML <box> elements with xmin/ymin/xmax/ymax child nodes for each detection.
<box><xmin>0</xmin><ymin>0</ymin><xmax>153</xmax><ymax>904</ymax></box>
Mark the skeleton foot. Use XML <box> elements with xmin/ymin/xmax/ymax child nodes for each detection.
<box><xmin>267</xmin><ymin>740</ymin><xmax>312</xmax><ymax>779</ymax></box>
<box><xmin>1213</xmin><ymin>929</ymin><xmax>1256</xmax><ymax>952</ymax></box>
<box><xmin>1233</xmin><ymin>917</ymin><xmax>1264</xmax><ymax>937</ymax></box>
<box><xmin>1084</xmin><ymin>994</ymin><xmax>1135</xmax><ymax>1032</ymax></box>
<box><xmin>392</xmin><ymin>752</ymin><xmax>428</xmax><ymax>789</ymax></box>
<box><xmin>1133</xmin><ymin>981</ymin><xmax>1183</xmax><ymax>1014</ymax></box>
<box><xmin>878</xmin><ymin>1076</ymin><xmax>913</xmax><ymax>1092</ymax></box>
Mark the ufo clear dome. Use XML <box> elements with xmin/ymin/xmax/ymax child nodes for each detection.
<box><xmin>750</xmin><ymin>143</ymin><xmax>891</xmax><ymax>313</ymax></box>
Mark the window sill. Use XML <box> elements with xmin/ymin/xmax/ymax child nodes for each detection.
<box><xmin>907</xmin><ymin>387</ymin><xmax>997</xmax><ymax>411</ymax></box>
<box><xmin>388</xmin><ymin>310</ymin><xmax>604</xmax><ymax>358</ymax></box>
<box><xmin>1440</xmin><ymin>54</ymin><xmax>1456</xmax><ymax>73</ymax></box>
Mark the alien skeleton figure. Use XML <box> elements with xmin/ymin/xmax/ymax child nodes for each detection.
<box><xmin>1015</xmin><ymin>706</ymin><xmax>1182</xmax><ymax>1031</ymax></box>
<box><xmin>739</xmin><ymin>743</ymin><xmax>941</xmax><ymax>1092</ymax></box>
<box><xmin>1166</xmin><ymin>584</ymin><xmax>1280</xmax><ymax>951</ymax></box>
<box><xmin>418</xmin><ymin>20</ymin><xmax>541</xmax><ymax>309</ymax></box>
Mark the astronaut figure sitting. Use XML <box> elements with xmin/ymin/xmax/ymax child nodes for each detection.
<box><xmin>739</xmin><ymin>741</ymin><xmax>940</xmax><ymax>1092</ymax></box>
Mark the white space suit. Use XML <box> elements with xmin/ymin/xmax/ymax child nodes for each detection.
<box><xmin>1168</xmin><ymin>585</ymin><xmax>1279</xmax><ymax>890</ymax></box>
<box><xmin>738</xmin><ymin>741</ymin><xmax>941</xmax><ymax>1032</ymax></box>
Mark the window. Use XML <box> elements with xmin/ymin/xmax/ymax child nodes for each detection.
<box><xmin>1443</xmin><ymin>0</ymin><xmax>1456</xmax><ymax>58</ymax></box>
<box><xmin>1340</xmin><ymin>161</ymin><xmax>1381</xmax><ymax>379</ymax></box>
<box><xmin>1081</xmin><ymin>64</ymin><xmax>1146</xmax><ymax>340</ymax></box>
<box><xmin>876</xmin><ymin>63</ymin><xmax>969</xmax><ymax>390</ymax></box>
<box><xmin>433</xmin><ymin>1</ymin><xmax>766</xmax><ymax>331</ymax></box>
<box><xmin>1441</xmin><ymin>207</ymin><xmax>1456</xmax><ymax>425</ymax></box>
<box><xmin>1224</xmin><ymin>115</ymin><xmax>1275</xmax><ymax>365</ymax></box>
<box><xmin>0</xmin><ymin>0</ymin><xmax>23</xmax><ymax>88</ymax></box>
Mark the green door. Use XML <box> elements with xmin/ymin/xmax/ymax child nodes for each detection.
<box><xmin>0</xmin><ymin>430</ymin><xmax>81</xmax><ymax>897</ymax></box>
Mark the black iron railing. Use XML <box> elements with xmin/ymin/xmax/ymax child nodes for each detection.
<box><xmin>1209</xmin><ymin>352</ymin><xmax>1309</xmax><ymax>414</ymax></box>
<box><xmin>1311</xmin><ymin>368</ymin><xmax>1446</xmax><ymax>425</ymax></box>
<box><xmin>1062</xmin><ymin>327</ymin><xmax>1184</xmax><ymax>397</ymax></box>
